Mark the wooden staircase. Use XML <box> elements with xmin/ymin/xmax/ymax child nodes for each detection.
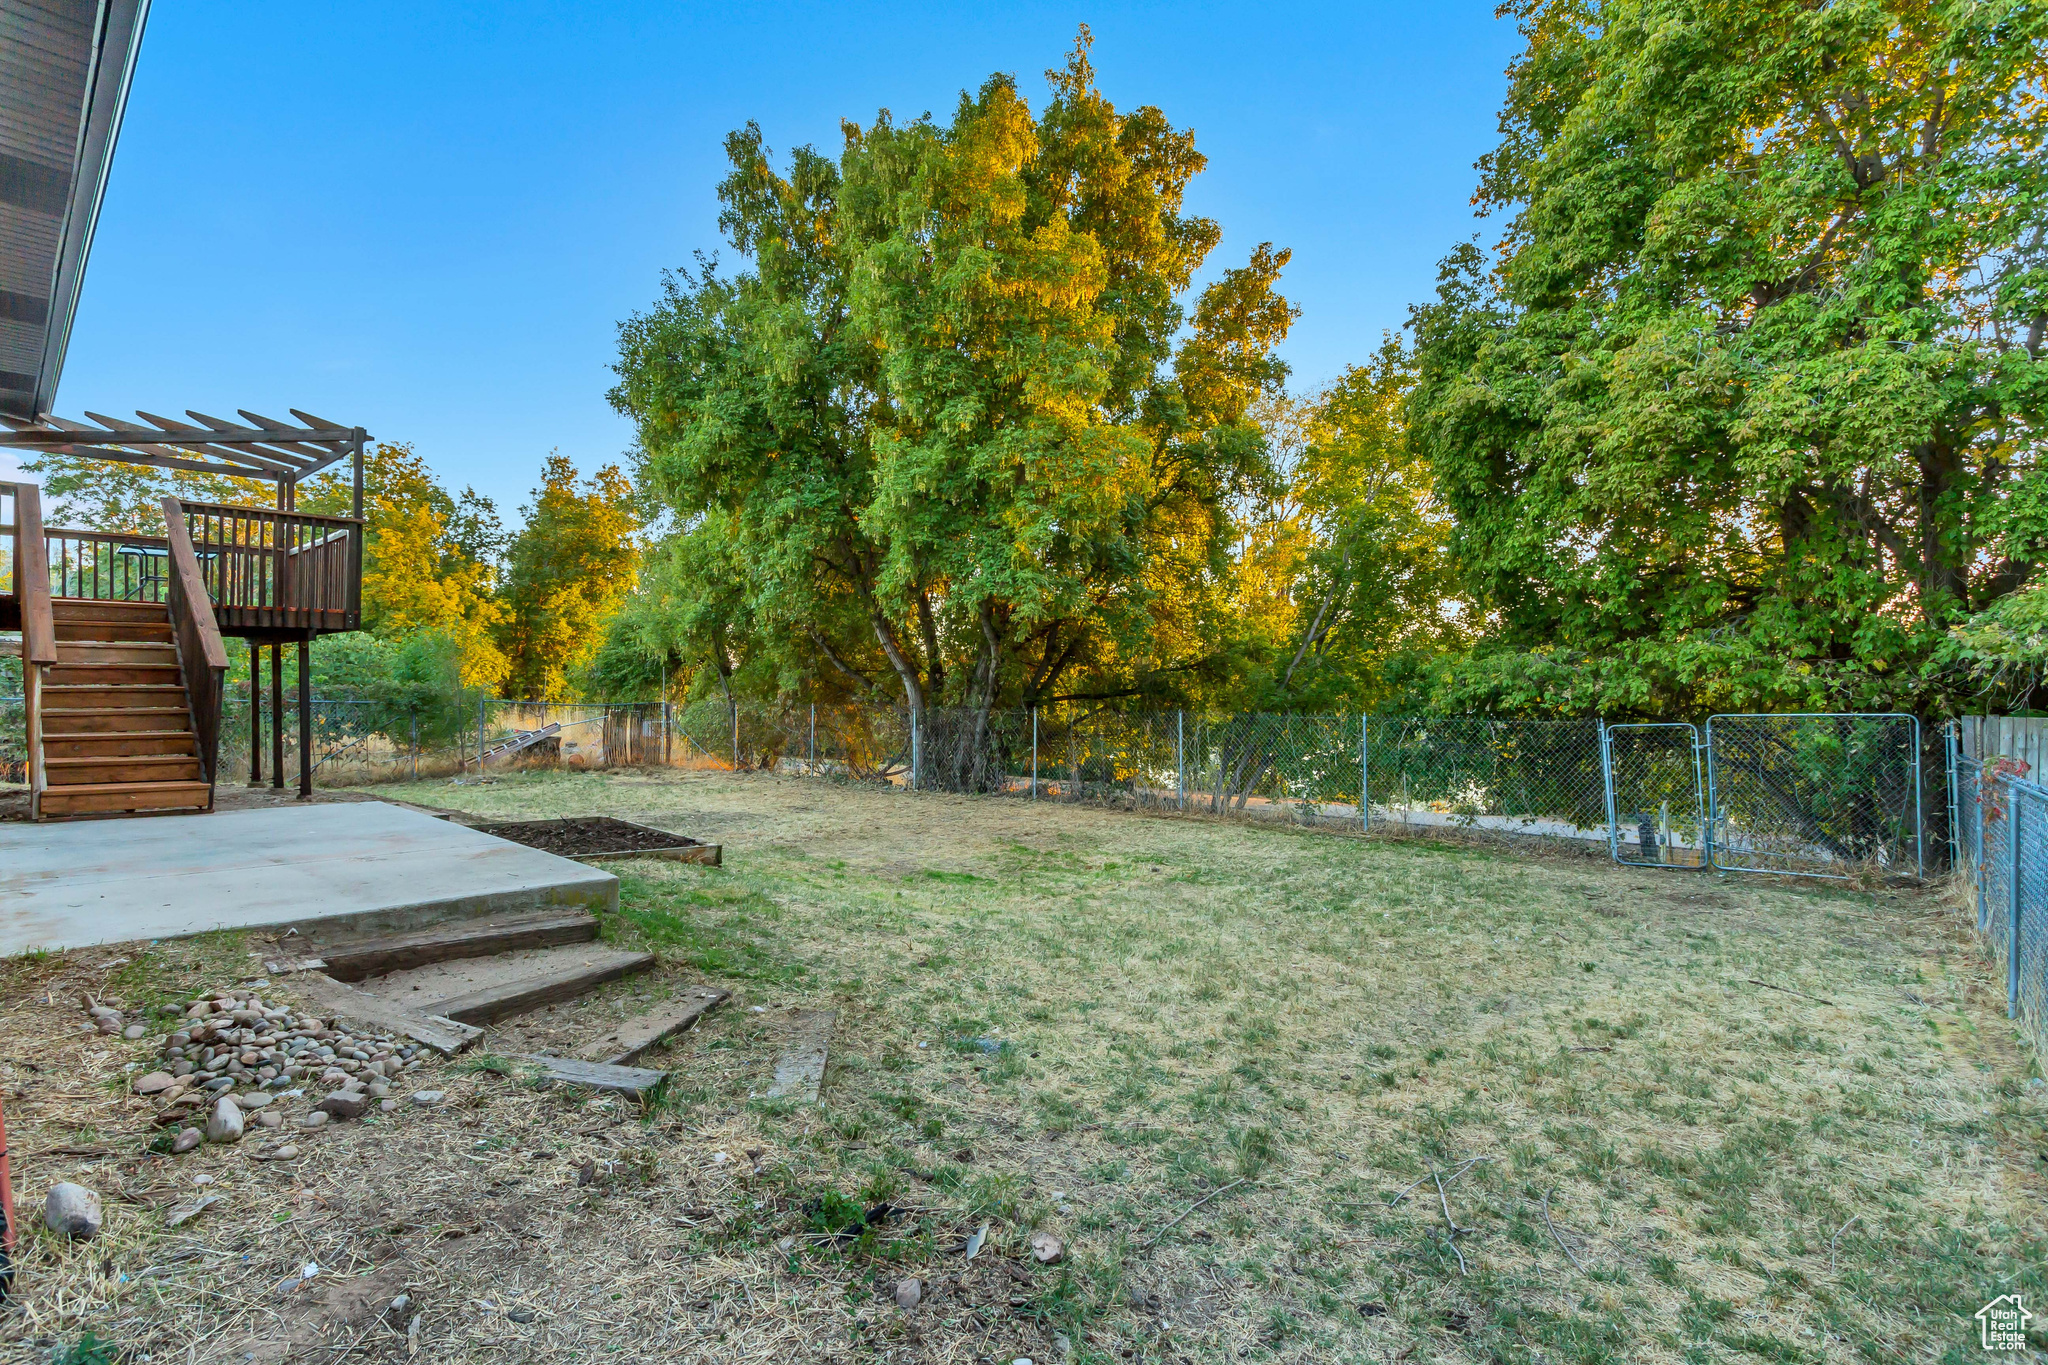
<box><xmin>34</xmin><ymin>600</ymin><xmax>213</xmax><ymax>817</ymax></box>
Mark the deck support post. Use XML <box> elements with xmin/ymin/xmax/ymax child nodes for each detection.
<box><xmin>297</xmin><ymin>634</ymin><xmax>312</xmax><ymax>798</ymax></box>
<box><xmin>270</xmin><ymin>643</ymin><xmax>284</xmax><ymax>789</ymax></box>
<box><xmin>248</xmin><ymin>640</ymin><xmax>262</xmax><ymax>785</ymax></box>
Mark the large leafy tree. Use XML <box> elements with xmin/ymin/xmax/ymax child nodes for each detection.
<box><xmin>1228</xmin><ymin>342</ymin><xmax>1464</xmax><ymax>711</ymax></box>
<box><xmin>610</xmin><ymin>32</ymin><xmax>1294</xmax><ymax>772</ymax></box>
<box><xmin>496</xmin><ymin>454</ymin><xmax>640</xmax><ymax>700</ymax></box>
<box><xmin>1407</xmin><ymin>0</ymin><xmax>2048</xmax><ymax>716</ymax></box>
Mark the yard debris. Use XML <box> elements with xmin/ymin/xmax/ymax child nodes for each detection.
<box><xmin>1140</xmin><ymin>1178</ymin><xmax>1248</xmax><ymax>1249</ymax></box>
<box><xmin>1030</xmin><ymin>1231</ymin><xmax>1064</xmax><ymax>1264</ymax></box>
<box><xmin>895</xmin><ymin>1277</ymin><xmax>922</xmax><ymax>1309</ymax></box>
<box><xmin>1746</xmin><ymin>978</ymin><xmax>1838</xmax><ymax>1007</ymax></box>
<box><xmin>43</xmin><ymin>1183</ymin><xmax>101</xmax><ymax>1239</ymax></box>
<box><xmin>164</xmin><ymin>1193</ymin><xmax>221</xmax><ymax>1228</ymax></box>
<box><xmin>964</xmin><ymin>1222</ymin><xmax>989</xmax><ymax>1260</ymax></box>
<box><xmin>1540</xmin><ymin>1188</ymin><xmax>1589</xmax><ymax>1274</ymax></box>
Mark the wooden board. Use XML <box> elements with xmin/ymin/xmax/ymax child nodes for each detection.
<box><xmin>289</xmin><ymin>972</ymin><xmax>482</xmax><ymax>1056</ymax></box>
<box><xmin>765</xmin><ymin>1010</ymin><xmax>837</xmax><ymax>1103</ymax></box>
<box><xmin>571</xmin><ymin>843</ymin><xmax>721</xmax><ymax>867</ymax></box>
<box><xmin>428</xmin><ymin>950</ymin><xmax>656</xmax><ymax>1025</ymax></box>
<box><xmin>578</xmin><ymin>987</ymin><xmax>730</xmax><ymax>1066</ymax></box>
<box><xmin>311</xmin><ymin>911</ymin><xmax>599</xmax><ymax>982</ymax></box>
<box><xmin>519</xmin><ymin>1054</ymin><xmax>668</xmax><ymax>1098</ymax></box>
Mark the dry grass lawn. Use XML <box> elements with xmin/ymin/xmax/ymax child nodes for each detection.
<box><xmin>2</xmin><ymin>767</ymin><xmax>2043</xmax><ymax>1364</ymax></box>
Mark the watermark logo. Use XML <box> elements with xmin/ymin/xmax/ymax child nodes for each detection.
<box><xmin>1977</xmin><ymin>1295</ymin><xmax>2032</xmax><ymax>1351</ymax></box>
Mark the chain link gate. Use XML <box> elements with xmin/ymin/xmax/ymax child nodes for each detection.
<box><xmin>1704</xmin><ymin>713</ymin><xmax>1922</xmax><ymax>880</ymax></box>
<box><xmin>1602</xmin><ymin>723</ymin><xmax>1705</xmax><ymax>868</ymax></box>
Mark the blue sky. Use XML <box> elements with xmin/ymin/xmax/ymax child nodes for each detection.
<box><xmin>11</xmin><ymin>2</ymin><xmax>1520</xmax><ymax>522</ymax></box>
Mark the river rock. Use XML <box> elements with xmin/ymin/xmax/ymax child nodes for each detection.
<box><xmin>317</xmin><ymin>1089</ymin><xmax>368</xmax><ymax>1120</ymax></box>
<box><xmin>206</xmin><ymin>1096</ymin><xmax>245</xmax><ymax>1144</ymax></box>
<box><xmin>44</xmin><ymin>1183</ymin><xmax>102</xmax><ymax>1239</ymax></box>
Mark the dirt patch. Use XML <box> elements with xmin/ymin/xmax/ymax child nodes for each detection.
<box><xmin>472</xmin><ymin>815</ymin><xmax>707</xmax><ymax>858</ymax></box>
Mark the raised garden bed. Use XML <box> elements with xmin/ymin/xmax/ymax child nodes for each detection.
<box><xmin>472</xmin><ymin>816</ymin><xmax>721</xmax><ymax>866</ymax></box>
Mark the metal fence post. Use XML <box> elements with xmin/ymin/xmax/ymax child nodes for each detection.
<box><xmin>910</xmin><ymin>705</ymin><xmax>920</xmax><ymax>791</ymax></box>
<box><xmin>1361</xmin><ymin>714</ymin><xmax>1370</xmax><ymax>832</ymax></box>
<box><xmin>1978</xmin><ymin>760</ymin><xmax>1990</xmax><ymax>932</ymax></box>
<box><xmin>477</xmin><ymin>693</ymin><xmax>486</xmax><ymax>774</ymax></box>
<box><xmin>732</xmin><ymin>700</ymin><xmax>740</xmax><ymax>771</ymax></box>
<box><xmin>810</xmin><ymin>703</ymin><xmax>817</xmax><ymax>771</ymax></box>
<box><xmin>2010</xmin><ymin>787</ymin><xmax>2023</xmax><ymax>1018</ymax></box>
<box><xmin>1913</xmin><ymin>716</ymin><xmax>1924</xmax><ymax>878</ymax></box>
<box><xmin>410</xmin><ymin>711</ymin><xmax>418</xmax><ymax>783</ymax></box>
<box><xmin>1177</xmin><ymin>710</ymin><xmax>1185</xmax><ymax>812</ymax></box>
<box><xmin>1945</xmin><ymin>720</ymin><xmax>1959</xmax><ymax>875</ymax></box>
<box><xmin>1031</xmin><ymin>707</ymin><xmax>1038</xmax><ymax>800</ymax></box>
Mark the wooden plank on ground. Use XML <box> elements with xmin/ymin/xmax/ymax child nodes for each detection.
<box><xmin>428</xmin><ymin>950</ymin><xmax>656</xmax><ymax>1025</ymax></box>
<box><xmin>578</xmin><ymin>986</ymin><xmax>731</xmax><ymax>1066</ymax></box>
<box><xmin>765</xmin><ymin>1009</ymin><xmax>836</xmax><ymax>1103</ymax></box>
<box><xmin>520</xmin><ymin>1054</ymin><xmax>668</xmax><ymax>1098</ymax></box>
<box><xmin>312</xmin><ymin>911</ymin><xmax>599</xmax><ymax>982</ymax></box>
<box><xmin>289</xmin><ymin>972</ymin><xmax>482</xmax><ymax>1056</ymax></box>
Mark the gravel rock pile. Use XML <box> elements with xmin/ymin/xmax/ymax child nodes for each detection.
<box><xmin>126</xmin><ymin>989</ymin><xmax>431</xmax><ymax>1146</ymax></box>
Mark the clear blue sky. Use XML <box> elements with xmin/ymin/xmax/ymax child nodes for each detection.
<box><xmin>7</xmin><ymin>2</ymin><xmax>1519</xmax><ymax>523</ymax></box>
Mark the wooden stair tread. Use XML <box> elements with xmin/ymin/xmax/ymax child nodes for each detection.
<box><xmin>46</xmin><ymin>754</ymin><xmax>201</xmax><ymax>768</ymax></box>
<box><xmin>578</xmin><ymin>987</ymin><xmax>731</xmax><ymax>1066</ymax></box>
<box><xmin>423</xmin><ymin>950</ymin><xmax>657</xmax><ymax>1025</ymax></box>
<box><xmin>517</xmin><ymin>1055</ymin><xmax>668</xmax><ymax>1098</ymax></box>
<box><xmin>311</xmin><ymin>912</ymin><xmax>602</xmax><ymax>983</ymax></box>
<box><xmin>37</xmin><ymin>779</ymin><xmax>212</xmax><ymax>795</ymax></box>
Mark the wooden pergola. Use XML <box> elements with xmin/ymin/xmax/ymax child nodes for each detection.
<box><xmin>0</xmin><ymin>409</ymin><xmax>367</xmax><ymax>516</ymax></box>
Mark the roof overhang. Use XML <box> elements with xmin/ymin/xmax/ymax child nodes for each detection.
<box><xmin>0</xmin><ymin>0</ymin><xmax>151</xmax><ymax>420</ymax></box>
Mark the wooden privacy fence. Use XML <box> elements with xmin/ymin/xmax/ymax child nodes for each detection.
<box><xmin>1959</xmin><ymin>716</ymin><xmax>2048</xmax><ymax>776</ymax></box>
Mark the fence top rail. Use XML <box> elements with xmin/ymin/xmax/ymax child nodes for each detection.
<box><xmin>1706</xmin><ymin>712</ymin><xmax>1919</xmax><ymax>722</ymax></box>
<box><xmin>177</xmin><ymin>501</ymin><xmax>362</xmax><ymax>527</ymax></box>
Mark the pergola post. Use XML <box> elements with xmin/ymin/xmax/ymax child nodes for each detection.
<box><xmin>270</xmin><ymin>644</ymin><xmax>284</xmax><ymax>790</ymax></box>
<box><xmin>248</xmin><ymin>640</ymin><xmax>262</xmax><ymax>785</ymax></box>
<box><xmin>297</xmin><ymin>633</ymin><xmax>312</xmax><ymax>798</ymax></box>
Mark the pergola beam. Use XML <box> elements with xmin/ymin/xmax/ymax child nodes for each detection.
<box><xmin>0</xmin><ymin>409</ymin><xmax>368</xmax><ymax>489</ymax></box>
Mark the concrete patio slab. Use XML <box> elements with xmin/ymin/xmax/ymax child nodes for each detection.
<box><xmin>0</xmin><ymin>801</ymin><xmax>618</xmax><ymax>957</ymax></box>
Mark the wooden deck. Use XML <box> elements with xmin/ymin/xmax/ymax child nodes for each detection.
<box><xmin>5</xmin><ymin>481</ymin><xmax>363</xmax><ymax>818</ymax></box>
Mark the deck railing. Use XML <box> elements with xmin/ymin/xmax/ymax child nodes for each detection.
<box><xmin>0</xmin><ymin>495</ymin><xmax>361</xmax><ymax>631</ymax></box>
<box><xmin>162</xmin><ymin>496</ymin><xmax>228</xmax><ymax>790</ymax></box>
<box><xmin>180</xmin><ymin>502</ymin><xmax>362</xmax><ymax>630</ymax></box>
<box><xmin>45</xmin><ymin>526</ymin><xmax>170</xmax><ymax>602</ymax></box>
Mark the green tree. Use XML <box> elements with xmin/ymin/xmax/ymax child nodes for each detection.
<box><xmin>1406</xmin><ymin>0</ymin><xmax>2048</xmax><ymax>717</ymax></box>
<box><xmin>1228</xmin><ymin>341</ymin><xmax>1464</xmax><ymax>711</ymax></box>
<box><xmin>611</xmin><ymin>31</ymin><xmax>1294</xmax><ymax>774</ymax></box>
<box><xmin>497</xmin><ymin>454</ymin><xmax>641</xmax><ymax>700</ymax></box>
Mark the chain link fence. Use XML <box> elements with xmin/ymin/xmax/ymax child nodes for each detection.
<box><xmin>1706</xmin><ymin>714</ymin><xmax>1923</xmax><ymax>879</ymax></box>
<box><xmin>1</xmin><ymin>690</ymin><xmax>1929</xmax><ymax>880</ymax></box>
<box><xmin>1953</xmin><ymin>740</ymin><xmax>2048</xmax><ymax>1062</ymax></box>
